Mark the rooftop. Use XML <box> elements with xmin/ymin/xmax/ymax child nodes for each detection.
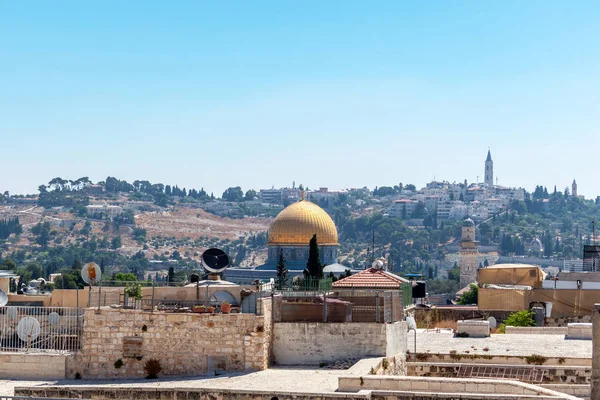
<box><xmin>332</xmin><ymin>267</ymin><xmax>409</xmax><ymax>288</ymax></box>
<box><xmin>408</xmin><ymin>331</ymin><xmax>591</xmax><ymax>359</ymax></box>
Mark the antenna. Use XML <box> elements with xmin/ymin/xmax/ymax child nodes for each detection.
<box><xmin>371</xmin><ymin>230</ymin><xmax>375</xmax><ymax>265</ymax></box>
<box><xmin>201</xmin><ymin>248</ymin><xmax>230</xmax><ymax>274</ymax></box>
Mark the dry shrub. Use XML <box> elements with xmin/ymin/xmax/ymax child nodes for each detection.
<box><xmin>431</xmin><ymin>319</ymin><xmax>457</xmax><ymax>331</ymax></box>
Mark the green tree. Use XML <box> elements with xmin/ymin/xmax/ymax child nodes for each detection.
<box><xmin>448</xmin><ymin>263</ymin><xmax>460</xmax><ymax>282</ymax></box>
<box><xmin>1</xmin><ymin>258</ymin><xmax>17</xmax><ymax>270</ymax></box>
<box><xmin>275</xmin><ymin>250</ymin><xmax>289</xmax><ymax>289</ymax></box>
<box><xmin>457</xmin><ymin>284</ymin><xmax>478</xmax><ymax>305</ymax></box>
<box><xmin>31</xmin><ymin>221</ymin><xmax>52</xmax><ymax>247</ymax></box>
<box><xmin>111</xmin><ymin>236</ymin><xmax>122</xmax><ymax>249</ymax></box>
<box><xmin>222</xmin><ymin>187</ymin><xmax>244</xmax><ymax>202</ymax></box>
<box><xmin>500</xmin><ymin>310</ymin><xmax>536</xmax><ymax>332</ymax></box>
<box><xmin>167</xmin><ymin>266</ymin><xmax>175</xmax><ymax>283</ymax></box>
<box><xmin>26</xmin><ymin>262</ymin><xmax>43</xmax><ymax>280</ymax></box>
<box><xmin>304</xmin><ymin>234</ymin><xmax>323</xmax><ymax>278</ymax></box>
<box><xmin>245</xmin><ymin>189</ymin><xmax>257</xmax><ymax>201</ymax></box>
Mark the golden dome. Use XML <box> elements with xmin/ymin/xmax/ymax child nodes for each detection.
<box><xmin>268</xmin><ymin>200</ymin><xmax>339</xmax><ymax>246</ymax></box>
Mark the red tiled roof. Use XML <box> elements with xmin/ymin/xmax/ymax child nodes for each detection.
<box><xmin>333</xmin><ymin>268</ymin><xmax>410</xmax><ymax>289</ymax></box>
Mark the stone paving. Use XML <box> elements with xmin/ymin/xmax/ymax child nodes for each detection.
<box><xmin>0</xmin><ymin>366</ymin><xmax>363</xmax><ymax>396</ymax></box>
<box><xmin>408</xmin><ymin>331</ymin><xmax>592</xmax><ymax>358</ymax></box>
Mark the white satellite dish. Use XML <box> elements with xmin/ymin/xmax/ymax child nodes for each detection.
<box><xmin>17</xmin><ymin>317</ymin><xmax>41</xmax><ymax>342</ymax></box>
<box><xmin>488</xmin><ymin>316</ymin><xmax>497</xmax><ymax>330</ymax></box>
<box><xmin>48</xmin><ymin>312</ymin><xmax>60</xmax><ymax>326</ymax></box>
<box><xmin>0</xmin><ymin>289</ymin><xmax>7</xmax><ymax>307</ymax></box>
<box><xmin>81</xmin><ymin>262</ymin><xmax>101</xmax><ymax>284</ymax></box>
<box><xmin>406</xmin><ymin>316</ymin><xmax>417</xmax><ymax>331</ymax></box>
<box><xmin>6</xmin><ymin>307</ymin><xmax>18</xmax><ymax>319</ymax></box>
<box><xmin>372</xmin><ymin>259</ymin><xmax>384</xmax><ymax>270</ymax></box>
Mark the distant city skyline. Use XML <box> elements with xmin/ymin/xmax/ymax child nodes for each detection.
<box><xmin>1</xmin><ymin>2</ymin><xmax>599</xmax><ymax>197</ymax></box>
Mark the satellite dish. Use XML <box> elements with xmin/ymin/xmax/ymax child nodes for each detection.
<box><xmin>81</xmin><ymin>262</ymin><xmax>101</xmax><ymax>284</ymax></box>
<box><xmin>6</xmin><ymin>307</ymin><xmax>18</xmax><ymax>319</ymax></box>
<box><xmin>372</xmin><ymin>259</ymin><xmax>384</xmax><ymax>270</ymax></box>
<box><xmin>201</xmin><ymin>248</ymin><xmax>230</xmax><ymax>274</ymax></box>
<box><xmin>48</xmin><ymin>312</ymin><xmax>60</xmax><ymax>326</ymax></box>
<box><xmin>17</xmin><ymin>317</ymin><xmax>41</xmax><ymax>342</ymax></box>
<box><xmin>406</xmin><ymin>316</ymin><xmax>417</xmax><ymax>331</ymax></box>
<box><xmin>0</xmin><ymin>289</ymin><xmax>7</xmax><ymax>307</ymax></box>
<box><xmin>488</xmin><ymin>316</ymin><xmax>497</xmax><ymax>330</ymax></box>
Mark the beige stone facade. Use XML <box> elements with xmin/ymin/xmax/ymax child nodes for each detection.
<box><xmin>68</xmin><ymin>300</ymin><xmax>272</xmax><ymax>379</ymax></box>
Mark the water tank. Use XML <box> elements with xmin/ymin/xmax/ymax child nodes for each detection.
<box><xmin>412</xmin><ymin>281</ymin><xmax>427</xmax><ymax>298</ymax></box>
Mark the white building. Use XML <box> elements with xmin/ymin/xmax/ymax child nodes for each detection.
<box><xmin>86</xmin><ymin>204</ymin><xmax>123</xmax><ymax>218</ymax></box>
<box><xmin>389</xmin><ymin>199</ymin><xmax>417</xmax><ymax>218</ymax></box>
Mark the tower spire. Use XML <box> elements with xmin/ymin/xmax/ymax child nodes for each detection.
<box><xmin>484</xmin><ymin>149</ymin><xmax>494</xmax><ymax>186</ymax></box>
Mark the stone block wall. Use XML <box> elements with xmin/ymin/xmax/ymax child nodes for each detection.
<box><xmin>69</xmin><ymin>303</ymin><xmax>272</xmax><ymax>379</ymax></box>
<box><xmin>0</xmin><ymin>353</ymin><xmax>67</xmax><ymax>379</ymax></box>
<box><xmin>457</xmin><ymin>320</ymin><xmax>490</xmax><ymax>337</ymax></box>
<box><xmin>272</xmin><ymin>321</ymin><xmax>407</xmax><ymax>366</ymax></box>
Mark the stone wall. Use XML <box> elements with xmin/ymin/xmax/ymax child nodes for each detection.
<box><xmin>0</xmin><ymin>353</ymin><xmax>67</xmax><ymax>379</ymax></box>
<box><xmin>69</xmin><ymin>302</ymin><xmax>272</xmax><ymax>379</ymax></box>
<box><xmin>413</xmin><ymin>308</ymin><xmax>511</xmax><ymax>328</ymax></box>
<box><xmin>272</xmin><ymin>321</ymin><xmax>407</xmax><ymax>366</ymax></box>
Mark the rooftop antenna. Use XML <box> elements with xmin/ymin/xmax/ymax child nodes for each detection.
<box><xmin>371</xmin><ymin>230</ymin><xmax>375</xmax><ymax>265</ymax></box>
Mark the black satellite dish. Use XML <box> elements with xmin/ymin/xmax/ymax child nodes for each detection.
<box><xmin>201</xmin><ymin>248</ymin><xmax>230</xmax><ymax>274</ymax></box>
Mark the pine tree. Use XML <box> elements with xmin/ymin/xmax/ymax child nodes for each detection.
<box><xmin>304</xmin><ymin>234</ymin><xmax>323</xmax><ymax>278</ymax></box>
<box><xmin>167</xmin><ymin>267</ymin><xmax>175</xmax><ymax>283</ymax></box>
<box><xmin>275</xmin><ymin>250</ymin><xmax>289</xmax><ymax>289</ymax></box>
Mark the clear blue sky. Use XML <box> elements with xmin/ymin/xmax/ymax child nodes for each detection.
<box><xmin>1</xmin><ymin>1</ymin><xmax>599</xmax><ymax>197</ymax></box>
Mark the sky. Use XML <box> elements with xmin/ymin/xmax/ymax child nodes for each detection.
<box><xmin>1</xmin><ymin>1</ymin><xmax>599</xmax><ymax>198</ymax></box>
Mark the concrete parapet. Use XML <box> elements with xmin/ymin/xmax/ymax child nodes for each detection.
<box><xmin>567</xmin><ymin>323</ymin><xmax>592</xmax><ymax>340</ymax></box>
<box><xmin>457</xmin><ymin>320</ymin><xmax>490</xmax><ymax>338</ymax></box>
<box><xmin>338</xmin><ymin>376</ymin><xmax>579</xmax><ymax>398</ymax></box>
<box><xmin>505</xmin><ymin>326</ymin><xmax>568</xmax><ymax>335</ymax></box>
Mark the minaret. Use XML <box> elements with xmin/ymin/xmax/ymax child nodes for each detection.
<box><xmin>572</xmin><ymin>179</ymin><xmax>577</xmax><ymax>197</ymax></box>
<box><xmin>484</xmin><ymin>149</ymin><xmax>493</xmax><ymax>186</ymax></box>
<box><xmin>459</xmin><ymin>218</ymin><xmax>479</xmax><ymax>288</ymax></box>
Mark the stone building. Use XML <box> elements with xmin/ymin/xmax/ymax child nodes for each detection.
<box><xmin>459</xmin><ymin>218</ymin><xmax>479</xmax><ymax>288</ymax></box>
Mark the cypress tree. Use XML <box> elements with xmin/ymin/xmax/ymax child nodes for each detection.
<box><xmin>276</xmin><ymin>250</ymin><xmax>289</xmax><ymax>289</ymax></box>
<box><xmin>304</xmin><ymin>234</ymin><xmax>323</xmax><ymax>279</ymax></box>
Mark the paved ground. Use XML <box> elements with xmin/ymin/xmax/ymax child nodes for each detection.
<box><xmin>0</xmin><ymin>365</ymin><xmax>368</xmax><ymax>396</ymax></box>
<box><xmin>408</xmin><ymin>331</ymin><xmax>592</xmax><ymax>358</ymax></box>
